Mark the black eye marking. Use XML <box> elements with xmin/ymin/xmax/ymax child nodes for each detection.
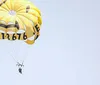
<box><xmin>26</xmin><ymin>5</ymin><xmax>30</xmax><ymax>13</ymax></box>
<box><xmin>0</xmin><ymin>21</ymin><xmax>19</xmax><ymax>30</ymax></box>
<box><xmin>3</xmin><ymin>0</ymin><xmax>7</xmax><ymax>3</ymax></box>
<box><xmin>15</xmin><ymin>21</ymin><xmax>19</xmax><ymax>30</ymax></box>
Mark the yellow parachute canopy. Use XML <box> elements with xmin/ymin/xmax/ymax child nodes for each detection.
<box><xmin>0</xmin><ymin>0</ymin><xmax>42</xmax><ymax>44</ymax></box>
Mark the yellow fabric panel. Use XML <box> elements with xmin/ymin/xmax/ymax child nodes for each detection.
<box><xmin>0</xmin><ymin>0</ymin><xmax>42</xmax><ymax>45</ymax></box>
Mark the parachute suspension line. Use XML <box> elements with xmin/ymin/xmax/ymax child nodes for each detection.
<box><xmin>0</xmin><ymin>0</ymin><xmax>42</xmax><ymax>74</ymax></box>
<box><xmin>10</xmin><ymin>52</ymin><xmax>17</xmax><ymax>63</ymax></box>
<box><xmin>10</xmin><ymin>46</ymin><xmax>24</xmax><ymax>74</ymax></box>
<box><xmin>9</xmin><ymin>42</ymin><xmax>29</xmax><ymax>66</ymax></box>
<box><xmin>11</xmin><ymin>46</ymin><xmax>22</xmax><ymax>63</ymax></box>
<box><xmin>8</xmin><ymin>41</ymin><xmax>16</xmax><ymax>63</ymax></box>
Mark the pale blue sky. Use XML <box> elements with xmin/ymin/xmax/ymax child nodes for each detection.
<box><xmin>0</xmin><ymin>0</ymin><xmax>100</xmax><ymax>85</ymax></box>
